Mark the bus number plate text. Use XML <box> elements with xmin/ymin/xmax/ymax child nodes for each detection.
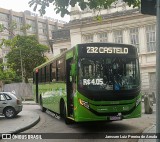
<box><xmin>109</xmin><ymin>116</ymin><xmax>122</xmax><ymax>121</ymax></box>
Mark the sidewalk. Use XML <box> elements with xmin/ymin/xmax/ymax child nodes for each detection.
<box><xmin>138</xmin><ymin>103</ymin><xmax>156</xmax><ymax>142</ymax></box>
<box><xmin>0</xmin><ymin>101</ymin><xmax>40</xmax><ymax>138</ymax></box>
<box><xmin>138</xmin><ymin>125</ymin><xmax>156</xmax><ymax>142</ymax></box>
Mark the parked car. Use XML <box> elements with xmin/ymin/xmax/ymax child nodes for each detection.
<box><xmin>0</xmin><ymin>92</ymin><xmax>23</xmax><ymax>118</ymax></box>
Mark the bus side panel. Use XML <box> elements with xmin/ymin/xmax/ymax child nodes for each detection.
<box><xmin>38</xmin><ymin>82</ymin><xmax>66</xmax><ymax>114</ymax></box>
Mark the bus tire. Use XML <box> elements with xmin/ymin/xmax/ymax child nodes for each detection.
<box><xmin>63</xmin><ymin>104</ymin><xmax>72</xmax><ymax>125</ymax></box>
<box><xmin>60</xmin><ymin>100</ymin><xmax>65</xmax><ymax>118</ymax></box>
<box><xmin>40</xmin><ymin>95</ymin><xmax>46</xmax><ymax>112</ymax></box>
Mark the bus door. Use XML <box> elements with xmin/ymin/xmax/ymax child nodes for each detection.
<box><xmin>66</xmin><ymin>58</ymin><xmax>75</xmax><ymax>117</ymax></box>
<box><xmin>66</xmin><ymin>58</ymin><xmax>73</xmax><ymax>116</ymax></box>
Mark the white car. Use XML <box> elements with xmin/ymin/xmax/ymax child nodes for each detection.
<box><xmin>0</xmin><ymin>92</ymin><xmax>23</xmax><ymax>118</ymax></box>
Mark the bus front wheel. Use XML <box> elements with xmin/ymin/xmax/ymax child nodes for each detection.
<box><xmin>61</xmin><ymin>103</ymin><xmax>72</xmax><ymax>125</ymax></box>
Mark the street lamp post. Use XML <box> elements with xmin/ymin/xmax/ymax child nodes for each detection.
<box><xmin>156</xmin><ymin>0</ymin><xmax>160</xmax><ymax>141</ymax></box>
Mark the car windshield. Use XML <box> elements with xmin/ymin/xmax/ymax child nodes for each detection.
<box><xmin>78</xmin><ymin>57</ymin><xmax>140</xmax><ymax>91</ymax></box>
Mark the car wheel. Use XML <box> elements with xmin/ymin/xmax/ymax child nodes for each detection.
<box><xmin>4</xmin><ymin>107</ymin><xmax>16</xmax><ymax>119</ymax></box>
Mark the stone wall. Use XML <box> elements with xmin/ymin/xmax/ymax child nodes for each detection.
<box><xmin>3</xmin><ymin>83</ymin><xmax>33</xmax><ymax>100</ymax></box>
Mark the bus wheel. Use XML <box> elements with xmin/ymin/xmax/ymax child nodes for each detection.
<box><xmin>63</xmin><ymin>105</ymin><xmax>72</xmax><ymax>125</ymax></box>
<box><xmin>40</xmin><ymin>95</ymin><xmax>46</xmax><ymax>112</ymax></box>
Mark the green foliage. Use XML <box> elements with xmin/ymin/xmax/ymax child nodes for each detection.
<box><xmin>20</xmin><ymin>24</ymin><xmax>32</xmax><ymax>33</ymax></box>
<box><xmin>0</xmin><ymin>21</ymin><xmax>17</xmax><ymax>36</ymax></box>
<box><xmin>2</xmin><ymin>35</ymin><xmax>49</xmax><ymax>83</ymax></box>
<box><xmin>28</xmin><ymin>0</ymin><xmax>140</xmax><ymax>17</ymax></box>
<box><xmin>0</xmin><ymin>24</ymin><xmax>5</xmax><ymax>32</ymax></box>
<box><xmin>0</xmin><ymin>21</ymin><xmax>31</xmax><ymax>37</ymax></box>
<box><xmin>0</xmin><ymin>63</ymin><xmax>17</xmax><ymax>84</ymax></box>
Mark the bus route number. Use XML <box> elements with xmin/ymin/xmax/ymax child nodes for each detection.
<box><xmin>86</xmin><ymin>47</ymin><xmax>128</xmax><ymax>54</ymax></box>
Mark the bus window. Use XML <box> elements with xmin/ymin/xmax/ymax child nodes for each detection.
<box><xmin>51</xmin><ymin>61</ymin><xmax>56</xmax><ymax>82</ymax></box>
<box><xmin>46</xmin><ymin>65</ymin><xmax>50</xmax><ymax>82</ymax></box>
<box><xmin>41</xmin><ymin>67</ymin><xmax>46</xmax><ymax>82</ymax></box>
<box><xmin>78</xmin><ymin>57</ymin><xmax>139</xmax><ymax>91</ymax></box>
<box><xmin>38</xmin><ymin>69</ymin><xmax>42</xmax><ymax>83</ymax></box>
<box><xmin>57</xmin><ymin>58</ymin><xmax>65</xmax><ymax>81</ymax></box>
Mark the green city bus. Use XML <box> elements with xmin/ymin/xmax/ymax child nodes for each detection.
<box><xmin>33</xmin><ymin>43</ymin><xmax>141</xmax><ymax>124</ymax></box>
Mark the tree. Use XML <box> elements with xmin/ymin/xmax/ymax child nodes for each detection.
<box><xmin>0</xmin><ymin>62</ymin><xmax>17</xmax><ymax>84</ymax></box>
<box><xmin>2</xmin><ymin>35</ymin><xmax>49</xmax><ymax>83</ymax></box>
<box><xmin>0</xmin><ymin>21</ymin><xmax>17</xmax><ymax>36</ymax></box>
<box><xmin>28</xmin><ymin>0</ymin><xmax>140</xmax><ymax>17</ymax></box>
<box><xmin>0</xmin><ymin>21</ymin><xmax>31</xmax><ymax>36</ymax></box>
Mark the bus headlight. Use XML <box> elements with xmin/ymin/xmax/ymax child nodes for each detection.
<box><xmin>79</xmin><ymin>99</ymin><xmax>90</xmax><ymax>109</ymax></box>
<box><xmin>136</xmin><ymin>97</ymin><xmax>141</xmax><ymax>106</ymax></box>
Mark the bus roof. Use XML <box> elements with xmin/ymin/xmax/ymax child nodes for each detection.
<box><xmin>33</xmin><ymin>46</ymin><xmax>74</xmax><ymax>71</ymax></box>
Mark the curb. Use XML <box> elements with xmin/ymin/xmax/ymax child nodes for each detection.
<box><xmin>142</xmin><ymin>124</ymin><xmax>156</xmax><ymax>133</ymax></box>
<box><xmin>0</xmin><ymin>112</ymin><xmax>40</xmax><ymax>139</ymax></box>
<box><xmin>11</xmin><ymin>115</ymin><xmax>40</xmax><ymax>134</ymax></box>
<box><xmin>22</xmin><ymin>101</ymin><xmax>38</xmax><ymax>105</ymax></box>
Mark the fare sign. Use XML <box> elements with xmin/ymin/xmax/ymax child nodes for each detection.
<box><xmin>86</xmin><ymin>47</ymin><xmax>128</xmax><ymax>54</ymax></box>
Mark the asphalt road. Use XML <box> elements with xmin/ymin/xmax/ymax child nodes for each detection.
<box><xmin>0</xmin><ymin>104</ymin><xmax>156</xmax><ymax>142</ymax></box>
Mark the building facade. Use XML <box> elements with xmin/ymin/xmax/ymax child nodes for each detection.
<box><xmin>51</xmin><ymin>28</ymin><xmax>71</xmax><ymax>56</ymax></box>
<box><xmin>0</xmin><ymin>7</ymin><xmax>66</xmax><ymax>65</ymax></box>
<box><xmin>52</xmin><ymin>2</ymin><xmax>156</xmax><ymax>94</ymax></box>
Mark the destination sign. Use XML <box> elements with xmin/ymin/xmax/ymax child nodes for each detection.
<box><xmin>86</xmin><ymin>47</ymin><xmax>128</xmax><ymax>54</ymax></box>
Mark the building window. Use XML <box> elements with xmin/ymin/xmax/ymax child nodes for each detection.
<box><xmin>83</xmin><ymin>34</ymin><xmax>93</xmax><ymax>43</ymax></box>
<box><xmin>146</xmin><ymin>25</ymin><xmax>156</xmax><ymax>52</ymax></box>
<box><xmin>38</xmin><ymin>22</ymin><xmax>43</xmax><ymax>28</ymax></box>
<box><xmin>97</xmin><ymin>32</ymin><xmax>108</xmax><ymax>42</ymax></box>
<box><xmin>26</xmin><ymin>20</ymin><xmax>36</xmax><ymax>33</ymax></box>
<box><xmin>0</xmin><ymin>13</ymin><xmax>9</xmax><ymax>21</ymax></box>
<box><xmin>0</xmin><ymin>21</ymin><xmax>8</xmax><ymax>29</ymax></box>
<box><xmin>38</xmin><ymin>22</ymin><xmax>46</xmax><ymax>29</ymax></box>
<box><xmin>49</xmin><ymin>25</ymin><xmax>56</xmax><ymax>31</ymax></box>
<box><xmin>113</xmin><ymin>30</ymin><xmax>123</xmax><ymax>43</ymax></box>
<box><xmin>12</xmin><ymin>16</ymin><xmax>23</xmax><ymax>23</ymax></box>
<box><xmin>130</xmin><ymin>27</ymin><xmax>139</xmax><ymax>52</ymax></box>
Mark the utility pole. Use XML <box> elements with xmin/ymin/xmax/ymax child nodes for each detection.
<box><xmin>156</xmin><ymin>0</ymin><xmax>160</xmax><ymax>141</ymax></box>
<box><xmin>19</xmin><ymin>49</ymin><xmax>24</xmax><ymax>83</ymax></box>
<box><xmin>141</xmin><ymin>0</ymin><xmax>160</xmax><ymax>140</ymax></box>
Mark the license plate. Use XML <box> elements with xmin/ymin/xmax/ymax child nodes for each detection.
<box><xmin>109</xmin><ymin>116</ymin><xmax>122</xmax><ymax>120</ymax></box>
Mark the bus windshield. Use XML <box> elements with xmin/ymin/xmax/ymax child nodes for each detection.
<box><xmin>78</xmin><ymin>57</ymin><xmax>140</xmax><ymax>91</ymax></box>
